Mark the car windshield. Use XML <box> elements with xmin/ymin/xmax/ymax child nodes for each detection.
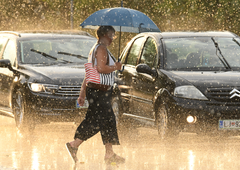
<box><xmin>20</xmin><ymin>38</ymin><xmax>96</xmax><ymax>64</ymax></box>
<box><xmin>163</xmin><ymin>37</ymin><xmax>240</xmax><ymax>71</ymax></box>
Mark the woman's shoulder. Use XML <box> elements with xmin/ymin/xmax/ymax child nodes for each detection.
<box><xmin>96</xmin><ymin>44</ymin><xmax>107</xmax><ymax>50</ymax></box>
<box><xmin>95</xmin><ymin>44</ymin><xmax>108</xmax><ymax>54</ymax></box>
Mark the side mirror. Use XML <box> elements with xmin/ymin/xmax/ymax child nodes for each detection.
<box><xmin>136</xmin><ymin>64</ymin><xmax>157</xmax><ymax>77</ymax></box>
<box><xmin>0</xmin><ymin>59</ymin><xmax>15</xmax><ymax>72</ymax></box>
<box><xmin>0</xmin><ymin>59</ymin><xmax>11</xmax><ymax>68</ymax></box>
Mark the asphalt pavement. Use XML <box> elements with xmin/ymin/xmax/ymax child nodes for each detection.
<box><xmin>1</xmin><ymin>114</ymin><xmax>240</xmax><ymax>170</ymax></box>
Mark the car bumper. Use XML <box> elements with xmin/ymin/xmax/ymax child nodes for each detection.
<box><xmin>171</xmin><ymin>97</ymin><xmax>240</xmax><ymax>132</ymax></box>
<box><xmin>24</xmin><ymin>90</ymin><xmax>87</xmax><ymax>121</ymax></box>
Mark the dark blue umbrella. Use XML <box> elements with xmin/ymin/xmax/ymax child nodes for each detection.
<box><xmin>80</xmin><ymin>7</ymin><xmax>160</xmax><ymax>33</ymax></box>
<box><xmin>80</xmin><ymin>7</ymin><xmax>160</xmax><ymax>58</ymax></box>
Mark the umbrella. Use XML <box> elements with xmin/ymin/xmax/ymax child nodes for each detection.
<box><xmin>80</xmin><ymin>7</ymin><xmax>160</xmax><ymax>58</ymax></box>
<box><xmin>80</xmin><ymin>7</ymin><xmax>160</xmax><ymax>33</ymax></box>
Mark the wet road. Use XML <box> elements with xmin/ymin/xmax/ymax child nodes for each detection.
<box><xmin>1</xmin><ymin>115</ymin><xmax>240</xmax><ymax>170</ymax></box>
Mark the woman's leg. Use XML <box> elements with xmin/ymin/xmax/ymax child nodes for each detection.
<box><xmin>66</xmin><ymin>88</ymin><xmax>100</xmax><ymax>162</ymax></box>
<box><xmin>104</xmin><ymin>143</ymin><xmax>125</xmax><ymax>164</ymax></box>
<box><xmin>66</xmin><ymin>113</ymin><xmax>100</xmax><ymax>163</ymax></box>
<box><xmin>69</xmin><ymin>138</ymin><xmax>84</xmax><ymax>148</ymax></box>
<box><xmin>105</xmin><ymin>143</ymin><xmax>114</xmax><ymax>159</ymax></box>
<box><xmin>97</xmin><ymin>89</ymin><xmax>124</xmax><ymax>163</ymax></box>
<box><xmin>66</xmin><ymin>138</ymin><xmax>84</xmax><ymax>162</ymax></box>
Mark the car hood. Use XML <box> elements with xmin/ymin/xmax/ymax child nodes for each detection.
<box><xmin>20</xmin><ymin>64</ymin><xmax>85</xmax><ymax>85</ymax></box>
<box><xmin>170</xmin><ymin>71</ymin><xmax>240</xmax><ymax>88</ymax></box>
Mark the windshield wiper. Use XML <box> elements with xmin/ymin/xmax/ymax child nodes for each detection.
<box><xmin>57</xmin><ymin>52</ymin><xmax>88</xmax><ymax>59</ymax></box>
<box><xmin>233</xmin><ymin>38</ymin><xmax>240</xmax><ymax>46</ymax></box>
<box><xmin>211</xmin><ymin>38</ymin><xmax>231</xmax><ymax>70</ymax></box>
<box><xmin>30</xmin><ymin>49</ymin><xmax>72</xmax><ymax>63</ymax></box>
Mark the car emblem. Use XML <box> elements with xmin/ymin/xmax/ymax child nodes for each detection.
<box><xmin>229</xmin><ymin>88</ymin><xmax>240</xmax><ymax>99</ymax></box>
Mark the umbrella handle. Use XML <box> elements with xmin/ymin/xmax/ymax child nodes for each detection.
<box><xmin>118</xmin><ymin>58</ymin><xmax>124</xmax><ymax>72</ymax></box>
<box><xmin>119</xmin><ymin>65</ymin><xmax>124</xmax><ymax>72</ymax></box>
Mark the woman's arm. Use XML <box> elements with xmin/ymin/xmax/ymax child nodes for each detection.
<box><xmin>95</xmin><ymin>45</ymin><xmax>122</xmax><ymax>74</ymax></box>
<box><xmin>77</xmin><ymin>77</ymin><xmax>87</xmax><ymax>106</ymax></box>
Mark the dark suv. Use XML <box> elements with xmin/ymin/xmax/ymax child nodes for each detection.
<box><xmin>0</xmin><ymin>31</ymin><xmax>96</xmax><ymax>131</ymax></box>
<box><xmin>113</xmin><ymin>31</ymin><xmax>240</xmax><ymax>138</ymax></box>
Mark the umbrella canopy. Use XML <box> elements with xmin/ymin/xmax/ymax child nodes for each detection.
<box><xmin>80</xmin><ymin>7</ymin><xmax>160</xmax><ymax>33</ymax></box>
<box><xmin>80</xmin><ymin>7</ymin><xmax>160</xmax><ymax>61</ymax></box>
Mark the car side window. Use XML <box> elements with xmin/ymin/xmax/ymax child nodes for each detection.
<box><xmin>140</xmin><ymin>37</ymin><xmax>157</xmax><ymax>68</ymax></box>
<box><xmin>126</xmin><ymin>37</ymin><xmax>145</xmax><ymax>66</ymax></box>
<box><xmin>0</xmin><ymin>37</ymin><xmax>8</xmax><ymax>58</ymax></box>
<box><xmin>2</xmin><ymin>40</ymin><xmax>16</xmax><ymax>66</ymax></box>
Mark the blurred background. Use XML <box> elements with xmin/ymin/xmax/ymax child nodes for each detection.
<box><xmin>0</xmin><ymin>0</ymin><xmax>239</xmax><ymax>57</ymax></box>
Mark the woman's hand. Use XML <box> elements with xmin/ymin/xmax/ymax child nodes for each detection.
<box><xmin>78</xmin><ymin>78</ymin><xmax>87</xmax><ymax>106</ymax></box>
<box><xmin>115</xmin><ymin>61</ymin><xmax>122</xmax><ymax>70</ymax></box>
<box><xmin>77</xmin><ymin>96</ymin><xmax>85</xmax><ymax>106</ymax></box>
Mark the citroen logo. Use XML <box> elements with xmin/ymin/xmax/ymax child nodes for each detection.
<box><xmin>230</xmin><ymin>88</ymin><xmax>240</xmax><ymax>99</ymax></box>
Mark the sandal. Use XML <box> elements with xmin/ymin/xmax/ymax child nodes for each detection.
<box><xmin>66</xmin><ymin>142</ymin><xmax>78</xmax><ymax>163</ymax></box>
<box><xmin>105</xmin><ymin>153</ymin><xmax>125</xmax><ymax>164</ymax></box>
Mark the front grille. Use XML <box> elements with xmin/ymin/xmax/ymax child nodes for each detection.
<box><xmin>207</xmin><ymin>87</ymin><xmax>240</xmax><ymax>102</ymax></box>
<box><xmin>55</xmin><ymin>85</ymin><xmax>81</xmax><ymax>96</ymax></box>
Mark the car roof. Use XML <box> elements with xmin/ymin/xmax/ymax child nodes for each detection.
<box><xmin>139</xmin><ymin>31</ymin><xmax>238</xmax><ymax>39</ymax></box>
<box><xmin>0</xmin><ymin>30</ymin><xmax>96</xmax><ymax>40</ymax></box>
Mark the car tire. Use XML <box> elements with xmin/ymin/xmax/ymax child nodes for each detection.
<box><xmin>112</xmin><ymin>96</ymin><xmax>122</xmax><ymax>126</ymax></box>
<box><xmin>156</xmin><ymin>103</ymin><xmax>178</xmax><ymax>140</ymax></box>
<box><xmin>112</xmin><ymin>95</ymin><xmax>135</xmax><ymax>137</ymax></box>
<box><xmin>13</xmin><ymin>89</ymin><xmax>35</xmax><ymax>132</ymax></box>
<box><xmin>156</xmin><ymin>103</ymin><xmax>169</xmax><ymax>139</ymax></box>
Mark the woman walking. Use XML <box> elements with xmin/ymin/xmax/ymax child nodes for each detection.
<box><xmin>66</xmin><ymin>26</ymin><xmax>125</xmax><ymax>164</ymax></box>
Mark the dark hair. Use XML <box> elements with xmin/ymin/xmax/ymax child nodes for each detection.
<box><xmin>96</xmin><ymin>26</ymin><xmax>115</xmax><ymax>38</ymax></box>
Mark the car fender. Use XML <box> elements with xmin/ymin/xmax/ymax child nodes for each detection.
<box><xmin>112</xmin><ymin>83</ymin><xmax>124</xmax><ymax>108</ymax></box>
<box><xmin>10</xmin><ymin>74</ymin><xmax>29</xmax><ymax>110</ymax></box>
<box><xmin>153</xmin><ymin>88</ymin><xmax>181</xmax><ymax>124</ymax></box>
<box><xmin>153</xmin><ymin>88</ymin><xmax>172</xmax><ymax>112</ymax></box>
<box><xmin>112</xmin><ymin>83</ymin><xmax>121</xmax><ymax>96</ymax></box>
<box><xmin>112</xmin><ymin>83</ymin><xmax>122</xmax><ymax>99</ymax></box>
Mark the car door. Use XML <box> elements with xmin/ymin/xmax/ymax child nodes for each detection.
<box><xmin>0</xmin><ymin>39</ymin><xmax>16</xmax><ymax>107</ymax></box>
<box><xmin>132</xmin><ymin>37</ymin><xmax>158</xmax><ymax>119</ymax></box>
<box><xmin>118</xmin><ymin>36</ymin><xmax>146</xmax><ymax>114</ymax></box>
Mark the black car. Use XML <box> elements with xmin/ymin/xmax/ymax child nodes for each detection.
<box><xmin>113</xmin><ymin>31</ymin><xmax>240</xmax><ymax>138</ymax></box>
<box><xmin>0</xmin><ymin>31</ymin><xmax>97</xmax><ymax>131</ymax></box>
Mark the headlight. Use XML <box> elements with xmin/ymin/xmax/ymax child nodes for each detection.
<box><xmin>174</xmin><ymin>85</ymin><xmax>208</xmax><ymax>100</ymax></box>
<box><xmin>186</xmin><ymin>115</ymin><xmax>197</xmax><ymax>123</ymax></box>
<box><xmin>30</xmin><ymin>83</ymin><xmax>44</xmax><ymax>92</ymax></box>
<box><xmin>29</xmin><ymin>83</ymin><xmax>58</xmax><ymax>93</ymax></box>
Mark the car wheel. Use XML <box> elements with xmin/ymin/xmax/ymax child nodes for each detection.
<box><xmin>156</xmin><ymin>102</ymin><xmax>180</xmax><ymax>139</ymax></box>
<box><xmin>13</xmin><ymin>89</ymin><xmax>34</xmax><ymax>132</ymax></box>
<box><xmin>156</xmin><ymin>103</ymin><xmax>170</xmax><ymax>139</ymax></box>
<box><xmin>112</xmin><ymin>96</ymin><xmax>122</xmax><ymax>126</ymax></box>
